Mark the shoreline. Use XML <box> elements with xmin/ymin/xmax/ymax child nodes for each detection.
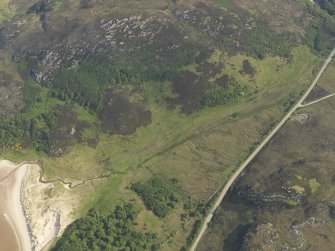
<box><xmin>0</xmin><ymin>160</ymin><xmax>32</xmax><ymax>251</ymax></box>
<box><xmin>21</xmin><ymin>163</ymin><xmax>60</xmax><ymax>251</ymax></box>
<box><xmin>1</xmin><ymin>159</ymin><xmax>98</xmax><ymax>251</ymax></box>
<box><xmin>20</xmin><ymin>162</ymin><xmax>80</xmax><ymax>251</ymax></box>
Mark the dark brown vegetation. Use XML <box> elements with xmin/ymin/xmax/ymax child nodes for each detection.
<box><xmin>101</xmin><ymin>90</ymin><xmax>151</xmax><ymax>135</ymax></box>
<box><xmin>240</xmin><ymin>59</ymin><xmax>255</xmax><ymax>76</ymax></box>
<box><xmin>215</xmin><ymin>74</ymin><xmax>230</xmax><ymax>87</ymax></box>
<box><xmin>48</xmin><ymin>106</ymin><xmax>98</xmax><ymax>156</ymax></box>
<box><xmin>169</xmin><ymin>71</ymin><xmax>206</xmax><ymax>114</ymax></box>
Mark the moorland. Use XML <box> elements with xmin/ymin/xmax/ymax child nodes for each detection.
<box><xmin>0</xmin><ymin>0</ymin><xmax>334</xmax><ymax>250</ymax></box>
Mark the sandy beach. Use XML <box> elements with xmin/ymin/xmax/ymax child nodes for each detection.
<box><xmin>0</xmin><ymin>159</ymin><xmax>89</xmax><ymax>251</ymax></box>
<box><xmin>22</xmin><ymin>163</ymin><xmax>79</xmax><ymax>251</ymax></box>
<box><xmin>0</xmin><ymin>160</ymin><xmax>31</xmax><ymax>251</ymax></box>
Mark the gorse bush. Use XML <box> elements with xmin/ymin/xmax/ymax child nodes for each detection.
<box><xmin>318</xmin><ymin>0</ymin><xmax>335</xmax><ymax>15</ymax></box>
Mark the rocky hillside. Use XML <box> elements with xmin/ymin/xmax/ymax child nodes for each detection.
<box><xmin>1</xmin><ymin>0</ymin><xmax>334</xmax><ymax>116</ymax></box>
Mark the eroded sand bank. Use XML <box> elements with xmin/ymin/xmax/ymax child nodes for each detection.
<box><xmin>0</xmin><ymin>160</ymin><xmax>31</xmax><ymax>251</ymax></box>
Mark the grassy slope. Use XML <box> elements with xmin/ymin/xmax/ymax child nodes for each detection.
<box><xmin>0</xmin><ymin>44</ymin><xmax>321</xmax><ymax>249</ymax></box>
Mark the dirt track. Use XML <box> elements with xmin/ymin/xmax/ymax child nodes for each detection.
<box><xmin>299</xmin><ymin>92</ymin><xmax>335</xmax><ymax>108</ymax></box>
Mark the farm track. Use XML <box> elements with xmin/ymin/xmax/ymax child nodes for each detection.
<box><xmin>299</xmin><ymin>92</ymin><xmax>335</xmax><ymax>107</ymax></box>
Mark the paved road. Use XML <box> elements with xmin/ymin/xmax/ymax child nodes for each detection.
<box><xmin>190</xmin><ymin>47</ymin><xmax>335</xmax><ymax>251</ymax></box>
<box><xmin>299</xmin><ymin>92</ymin><xmax>335</xmax><ymax>108</ymax></box>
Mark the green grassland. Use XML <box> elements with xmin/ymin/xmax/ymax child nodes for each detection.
<box><xmin>0</xmin><ymin>0</ymin><xmax>15</xmax><ymax>25</ymax></box>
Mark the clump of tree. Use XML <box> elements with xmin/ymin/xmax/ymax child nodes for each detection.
<box><xmin>0</xmin><ymin>106</ymin><xmax>61</xmax><ymax>152</ymax></box>
<box><xmin>132</xmin><ymin>177</ymin><xmax>179</xmax><ymax>217</ymax></box>
<box><xmin>0</xmin><ymin>79</ymin><xmax>63</xmax><ymax>152</ymax></box>
<box><xmin>242</xmin><ymin>6</ymin><xmax>335</xmax><ymax>58</ymax></box>
<box><xmin>305</xmin><ymin>19</ymin><xmax>335</xmax><ymax>53</ymax></box>
<box><xmin>243</xmin><ymin>24</ymin><xmax>292</xmax><ymax>59</ymax></box>
<box><xmin>305</xmin><ymin>3</ymin><xmax>335</xmax><ymax>54</ymax></box>
<box><xmin>201</xmin><ymin>84</ymin><xmax>246</xmax><ymax>107</ymax></box>
<box><xmin>51</xmin><ymin>203</ymin><xmax>157</xmax><ymax>251</ymax></box>
<box><xmin>318</xmin><ymin>0</ymin><xmax>335</xmax><ymax>15</ymax></box>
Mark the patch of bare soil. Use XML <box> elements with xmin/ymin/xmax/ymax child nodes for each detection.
<box><xmin>291</xmin><ymin>113</ymin><xmax>309</xmax><ymax>124</ymax></box>
<box><xmin>100</xmin><ymin>89</ymin><xmax>151</xmax><ymax>135</ymax></box>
